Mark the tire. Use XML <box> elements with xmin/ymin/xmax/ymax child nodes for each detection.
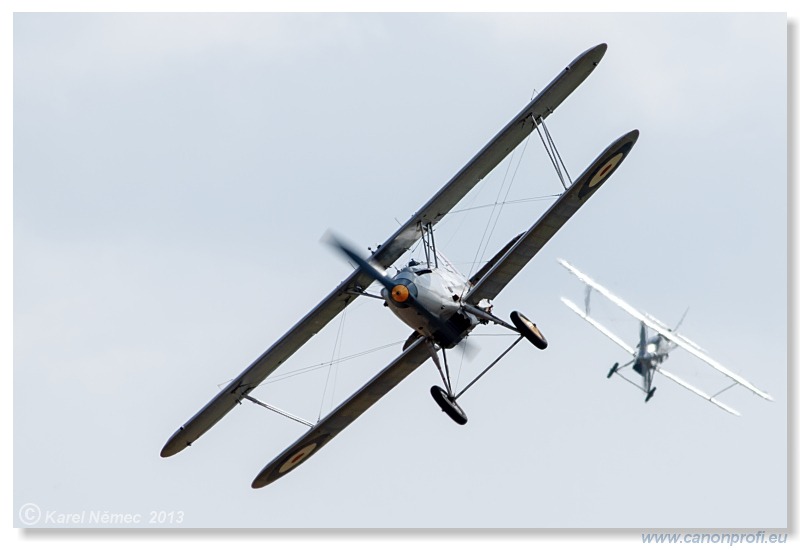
<box><xmin>430</xmin><ymin>386</ymin><xmax>468</xmax><ymax>425</ymax></box>
<box><xmin>510</xmin><ymin>311</ymin><xmax>548</xmax><ymax>350</ymax></box>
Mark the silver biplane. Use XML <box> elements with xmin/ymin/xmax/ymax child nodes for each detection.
<box><xmin>559</xmin><ymin>259</ymin><xmax>773</xmax><ymax>415</ymax></box>
<box><xmin>161</xmin><ymin>44</ymin><xmax>639</xmax><ymax>488</ymax></box>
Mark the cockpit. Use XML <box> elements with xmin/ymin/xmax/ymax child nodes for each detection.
<box><xmin>400</xmin><ymin>259</ymin><xmax>432</xmax><ymax>276</ymax></box>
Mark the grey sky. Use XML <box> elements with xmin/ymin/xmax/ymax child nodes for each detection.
<box><xmin>11</xmin><ymin>11</ymin><xmax>789</xmax><ymax>532</ymax></box>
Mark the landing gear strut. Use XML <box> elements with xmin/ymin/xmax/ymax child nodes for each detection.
<box><xmin>426</xmin><ymin>342</ymin><xmax>468</xmax><ymax>425</ymax></box>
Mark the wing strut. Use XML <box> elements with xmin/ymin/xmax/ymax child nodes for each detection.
<box><xmin>241</xmin><ymin>395</ymin><xmax>314</xmax><ymax>428</ymax></box>
<box><xmin>534</xmin><ymin>116</ymin><xmax>572</xmax><ymax>190</ymax></box>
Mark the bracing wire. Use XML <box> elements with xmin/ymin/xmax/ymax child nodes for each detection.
<box><xmin>318</xmin><ymin>309</ymin><xmax>347</xmax><ymax>422</ymax></box>
<box><xmin>253</xmin><ymin>340</ymin><xmax>405</xmax><ymax>386</ymax></box>
<box><xmin>468</xmin><ymin>133</ymin><xmax>533</xmax><ymax>279</ymax></box>
<box><xmin>476</xmin><ymin>134</ymin><xmax>532</xmax><ymax>267</ymax></box>
<box><xmin>467</xmin><ymin>149</ymin><xmax>517</xmax><ymax>279</ymax></box>
<box><xmin>448</xmin><ymin>194</ymin><xmax>561</xmax><ymax>215</ymax></box>
<box><xmin>453</xmin><ymin>340</ymin><xmax>467</xmax><ymax>395</ymax></box>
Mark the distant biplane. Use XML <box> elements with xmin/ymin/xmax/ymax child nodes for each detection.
<box><xmin>162</xmin><ymin>44</ymin><xmax>639</xmax><ymax>488</ymax></box>
<box><xmin>559</xmin><ymin>259</ymin><xmax>772</xmax><ymax>415</ymax></box>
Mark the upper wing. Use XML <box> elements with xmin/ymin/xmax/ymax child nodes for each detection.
<box><xmin>561</xmin><ymin>297</ymin><xmax>636</xmax><ymax>355</ymax></box>
<box><xmin>370</xmin><ymin>43</ymin><xmax>608</xmax><ymax>266</ymax></box>
<box><xmin>162</xmin><ymin>44</ymin><xmax>610</xmax><ymax>458</ymax></box>
<box><xmin>466</xmin><ymin>130</ymin><xmax>639</xmax><ymax>305</ymax></box>
<box><xmin>558</xmin><ymin>259</ymin><xmax>773</xmax><ymax>402</ymax></box>
<box><xmin>251</xmin><ymin>338</ymin><xmax>431</xmax><ymax>488</ymax></box>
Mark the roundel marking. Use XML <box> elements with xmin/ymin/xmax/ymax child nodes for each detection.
<box><xmin>577</xmin><ymin>139</ymin><xmax>635</xmax><ymax>200</ymax></box>
<box><xmin>278</xmin><ymin>442</ymin><xmax>318</xmax><ymax>474</ymax></box>
<box><xmin>587</xmin><ymin>152</ymin><xmax>624</xmax><ymax>189</ymax></box>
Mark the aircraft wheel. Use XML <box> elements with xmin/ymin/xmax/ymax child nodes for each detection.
<box><xmin>510</xmin><ymin>311</ymin><xmax>548</xmax><ymax>350</ymax></box>
<box><xmin>607</xmin><ymin>363</ymin><xmax>619</xmax><ymax>378</ymax></box>
<box><xmin>645</xmin><ymin>387</ymin><xmax>657</xmax><ymax>403</ymax></box>
<box><xmin>430</xmin><ymin>386</ymin><xmax>468</xmax><ymax>425</ymax></box>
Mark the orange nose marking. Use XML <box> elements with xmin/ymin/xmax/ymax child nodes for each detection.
<box><xmin>391</xmin><ymin>284</ymin><xmax>410</xmax><ymax>302</ymax></box>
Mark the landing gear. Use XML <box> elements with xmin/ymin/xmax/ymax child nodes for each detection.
<box><xmin>430</xmin><ymin>386</ymin><xmax>468</xmax><ymax>425</ymax></box>
<box><xmin>645</xmin><ymin>386</ymin><xmax>657</xmax><ymax>403</ymax></box>
<box><xmin>510</xmin><ymin>311</ymin><xmax>548</xmax><ymax>349</ymax></box>
<box><xmin>425</xmin><ymin>309</ymin><xmax>546</xmax><ymax>425</ymax></box>
<box><xmin>426</xmin><ymin>343</ymin><xmax>467</xmax><ymax>425</ymax></box>
<box><xmin>607</xmin><ymin>362</ymin><xmax>619</xmax><ymax>378</ymax></box>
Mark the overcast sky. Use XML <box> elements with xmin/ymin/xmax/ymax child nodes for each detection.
<box><xmin>8</xmin><ymin>7</ymin><xmax>792</xmax><ymax>540</ymax></box>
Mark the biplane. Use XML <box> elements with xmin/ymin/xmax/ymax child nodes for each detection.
<box><xmin>161</xmin><ymin>43</ymin><xmax>640</xmax><ymax>488</ymax></box>
<box><xmin>559</xmin><ymin>259</ymin><xmax>773</xmax><ymax>415</ymax></box>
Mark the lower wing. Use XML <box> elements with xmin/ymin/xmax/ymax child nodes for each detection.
<box><xmin>251</xmin><ymin>338</ymin><xmax>430</xmax><ymax>488</ymax></box>
<box><xmin>657</xmin><ymin>367</ymin><xmax>740</xmax><ymax>416</ymax></box>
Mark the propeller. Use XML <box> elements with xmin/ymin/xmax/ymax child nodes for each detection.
<box><xmin>584</xmin><ymin>286</ymin><xmax>592</xmax><ymax>315</ymax></box>
<box><xmin>638</xmin><ymin>321</ymin><xmax>648</xmax><ymax>353</ymax></box>
<box><xmin>324</xmin><ymin>232</ymin><xmax>459</xmax><ymax>344</ymax></box>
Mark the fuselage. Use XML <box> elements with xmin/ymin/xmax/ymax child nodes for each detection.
<box><xmin>381</xmin><ymin>260</ymin><xmax>478</xmax><ymax>348</ymax></box>
<box><xmin>633</xmin><ymin>336</ymin><xmax>669</xmax><ymax>390</ymax></box>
